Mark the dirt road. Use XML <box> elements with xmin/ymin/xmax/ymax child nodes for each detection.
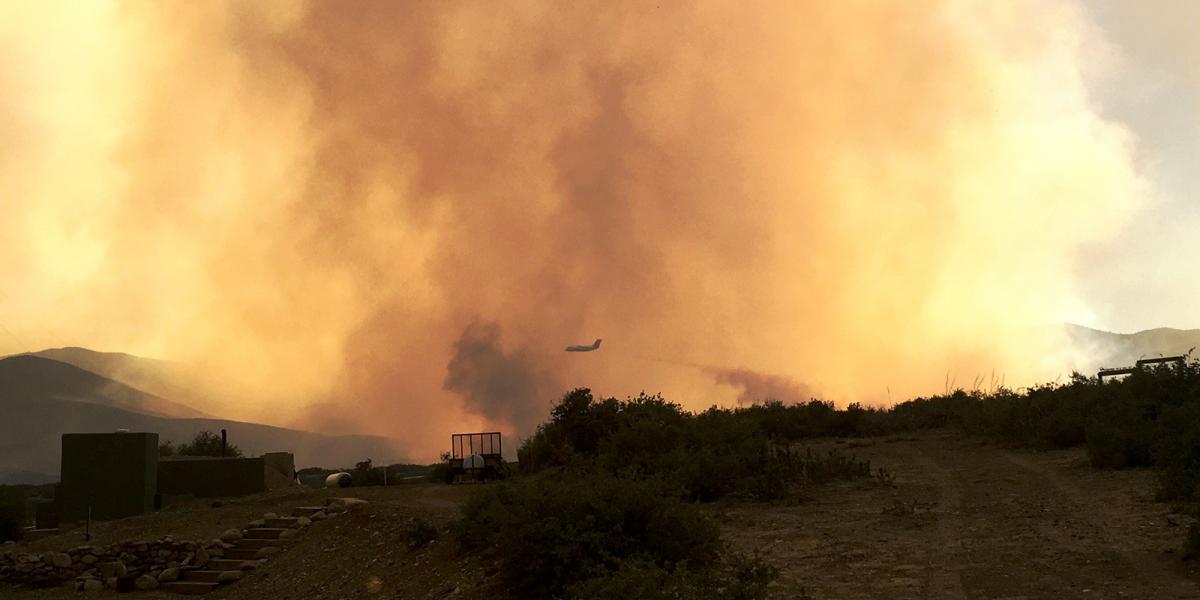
<box><xmin>723</xmin><ymin>432</ymin><xmax>1200</xmax><ymax>599</ymax></box>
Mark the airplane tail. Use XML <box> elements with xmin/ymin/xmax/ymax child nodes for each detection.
<box><xmin>593</xmin><ymin>339</ymin><xmax>602</xmax><ymax>349</ymax></box>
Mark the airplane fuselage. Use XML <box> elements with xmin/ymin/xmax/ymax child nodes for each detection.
<box><xmin>565</xmin><ymin>339</ymin><xmax>602</xmax><ymax>352</ymax></box>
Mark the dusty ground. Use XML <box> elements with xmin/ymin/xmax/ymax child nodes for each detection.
<box><xmin>723</xmin><ymin>431</ymin><xmax>1200</xmax><ymax>599</ymax></box>
<box><xmin>8</xmin><ymin>431</ymin><xmax>1200</xmax><ymax>599</ymax></box>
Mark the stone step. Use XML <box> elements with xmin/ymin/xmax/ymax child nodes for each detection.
<box><xmin>233</xmin><ymin>538</ymin><xmax>283</xmax><ymax>550</ymax></box>
<box><xmin>292</xmin><ymin>506</ymin><xmax>325</xmax><ymax>516</ymax></box>
<box><xmin>225</xmin><ymin>548</ymin><xmax>264</xmax><ymax>560</ymax></box>
<box><xmin>264</xmin><ymin>517</ymin><xmax>299</xmax><ymax>528</ymax></box>
<box><xmin>181</xmin><ymin>570</ymin><xmax>224</xmax><ymax>583</ymax></box>
<box><xmin>206</xmin><ymin>559</ymin><xmax>245</xmax><ymax>570</ymax></box>
<box><xmin>160</xmin><ymin>581</ymin><xmax>220</xmax><ymax>595</ymax></box>
<box><xmin>243</xmin><ymin>527</ymin><xmax>289</xmax><ymax>540</ymax></box>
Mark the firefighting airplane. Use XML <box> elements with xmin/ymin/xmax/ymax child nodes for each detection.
<box><xmin>565</xmin><ymin>338</ymin><xmax>602</xmax><ymax>352</ymax></box>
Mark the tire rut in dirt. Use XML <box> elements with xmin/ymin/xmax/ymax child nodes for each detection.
<box><xmin>917</xmin><ymin>438</ymin><xmax>1199</xmax><ymax>600</ymax></box>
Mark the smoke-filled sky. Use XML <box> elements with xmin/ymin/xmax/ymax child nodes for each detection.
<box><xmin>0</xmin><ymin>1</ymin><xmax>1195</xmax><ymax>459</ymax></box>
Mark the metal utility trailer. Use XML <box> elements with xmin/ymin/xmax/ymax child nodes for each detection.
<box><xmin>1098</xmin><ymin>355</ymin><xmax>1187</xmax><ymax>381</ymax></box>
<box><xmin>446</xmin><ymin>432</ymin><xmax>504</xmax><ymax>482</ymax></box>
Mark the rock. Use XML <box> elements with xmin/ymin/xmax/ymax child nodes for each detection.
<box><xmin>263</xmin><ymin>512</ymin><xmax>278</xmax><ymax>520</ymax></box>
<box><xmin>310</xmin><ymin>511</ymin><xmax>327</xmax><ymax>521</ymax></box>
<box><xmin>326</xmin><ymin>497</ymin><xmax>369</xmax><ymax>509</ymax></box>
<box><xmin>49</xmin><ymin>552</ymin><xmax>72</xmax><ymax>568</ymax></box>
<box><xmin>248</xmin><ymin>519</ymin><xmax>265</xmax><ymax>528</ymax></box>
<box><xmin>239</xmin><ymin>560</ymin><xmax>262</xmax><ymax>570</ymax></box>
<box><xmin>135</xmin><ymin>574</ymin><xmax>159</xmax><ymax>590</ymax></box>
<box><xmin>217</xmin><ymin>570</ymin><xmax>242</xmax><ymax>582</ymax></box>
<box><xmin>99</xmin><ymin>561</ymin><xmax>126</xmax><ymax>578</ymax></box>
<box><xmin>296</xmin><ymin>516</ymin><xmax>312</xmax><ymax>527</ymax></box>
<box><xmin>219</xmin><ymin>529</ymin><xmax>242</xmax><ymax>542</ymax></box>
<box><xmin>158</xmin><ymin>567</ymin><xmax>180</xmax><ymax>582</ymax></box>
<box><xmin>105</xmin><ymin>577</ymin><xmax>117</xmax><ymax>589</ymax></box>
<box><xmin>83</xmin><ymin>578</ymin><xmax>103</xmax><ymax>592</ymax></box>
<box><xmin>279</xmin><ymin>529</ymin><xmax>297</xmax><ymax>539</ymax></box>
<box><xmin>255</xmin><ymin>546</ymin><xmax>279</xmax><ymax>558</ymax></box>
<box><xmin>80</xmin><ymin>554</ymin><xmax>98</xmax><ymax>565</ymax></box>
<box><xmin>194</xmin><ymin>547</ymin><xmax>210</xmax><ymax>567</ymax></box>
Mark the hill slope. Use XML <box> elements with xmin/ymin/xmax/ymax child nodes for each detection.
<box><xmin>0</xmin><ymin>356</ymin><xmax>402</xmax><ymax>484</ymax></box>
<box><xmin>0</xmin><ymin>395</ymin><xmax>401</xmax><ymax>484</ymax></box>
<box><xmin>22</xmin><ymin>347</ymin><xmax>234</xmax><ymax>417</ymax></box>
<box><xmin>0</xmin><ymin>355</ymin><xmax>207</xmax><ymax>418</ymax></box>
<box><xmin>1064</xmin><ymin>324</ymin><xmax>1200</xmax><ymax>370</ymax></box>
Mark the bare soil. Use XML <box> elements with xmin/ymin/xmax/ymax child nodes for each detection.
<box><xmin>8</xmin><ymin>431</ymin><xmax>1200</xmax><ymax>599</ymax></box>
<box><xmin>723</xmin><ymin>431</ymin><xmax>1200</xmax><ymax>599</ymax></box>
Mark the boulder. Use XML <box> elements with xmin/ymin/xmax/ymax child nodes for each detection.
<box><xmin>158</xmin><ymin>567</ymin><xmax>180</xmax><ymax>582</ymax></box>
<box><xmin>255</xmin><ymin>547</ymin><xmax>279</xmax><ymax>558</ymax></box>
<box><xmin>99</xmin><ymin>561</ymin><xmax>126</xmax><ymax>578</ymax></box>
<box><xmin>194</xmin><ymin>547</ymin><xmax>210</xmax><ymax>567</ymax></box>
<box><xmin>310</xmin><ymin>511</ymin><xmax>327</xmax><ymax>521</ymax></box>
<box><xmin>263</xmin><ymin>512</ymin><xmax>278</xmax><ymax>520</ymax></box>
<box><xmin>80</xmin><ymin>554</ymin><xmax>98</xmax><ymax>565</ymax></box>
<box><xmin>296</xmin><ymin>516</ymin><xmax>312</xmax><ymax>527</ymax></box>
<box><xmin>82</xmin><ymin>578</ymin><xmax>103</xmax><ymax>592</ymax></box>
<box><xmin>219</xmin><ymin>529</ymin><xmax>242</xmax><ymax>542</ymax></box>
<box><xmin>49</xmin><ymin>552</ymin><xmax>72</xmax><ymax>568</ymax></box>
<box><xmin>135</xmin><ymin>574</ymin><xmax>159</xmax><ymax>590</ymax></box>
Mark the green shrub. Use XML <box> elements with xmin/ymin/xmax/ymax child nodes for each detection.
<box><xmin>567</xmin><ymin>553</ymin><xmax>778</xmax><ymax>600</ymax></box>
<box><xmin>401</xmin><ymin>516</ymin><xmax>439</xmax><ymax>549</ymax></box>
<box><xmin>456</xmin><ymin>472</ymin><xmax>722</xmax><ymax>598</ymax></box>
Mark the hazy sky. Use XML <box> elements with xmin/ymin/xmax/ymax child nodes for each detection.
<box><xmin>1077</xmin><ymin>0</ymin><xmax>1200</xmax><ymax>331</ymax></box>
<box><xmin>0</xmin><ymin>1</ymin><xmax>1195</xmax><ymax>456</ymax></box>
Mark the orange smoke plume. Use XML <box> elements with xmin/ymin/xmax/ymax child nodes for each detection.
<box><xmin>0</xmin><ymin>1</ymin><xmax>1143</xmax><ymax>458</ymax></box>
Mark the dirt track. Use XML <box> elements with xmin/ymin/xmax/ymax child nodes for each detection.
<box><xmin>724</xmin><ymin>431</ymin><xmax>1200</xmax><ymax>599</ymax></box>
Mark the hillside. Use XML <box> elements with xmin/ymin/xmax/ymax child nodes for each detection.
<box><xmin>0</xmin><ymin>395</ymin><xmax>402</xmax><ymax>484</ymax></box>
<box><xmin>1064</xmin><ymin>324</ymin><xmax>1200</xmax><ymax>370</ymax></box>
<box><xmin>0</xmin><ymin>355</ymin><xmax>207</xmax><ymax>419</ymax></box>
<box><xmin>21</xmin><ymin>347</ymin><xmax>236</xmax><ymax>418</ymax></box>
<box><xmin>0</xmin><ymin>356</ymin><xmax>402</xmax><ymax>484</ymax></box>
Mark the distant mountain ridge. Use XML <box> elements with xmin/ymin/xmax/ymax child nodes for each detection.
<box><xmin>0</xmin><ymin>355</ymin><xmax>207</xmax><ymax>418</ymax></box>
<box><xmin>20</xmin><ymin>346</ymin><xmax>235</xmax><ymax>417</ymax></box>
<box><xmin>1063</xmin><ymin>324</ymin><xmax>1200</xmax><ymax>370</ymax></box>
<box><xmin>0</xmin><ymin>354</ymin><xmax>402</xmax><ymax>484</ymax></box>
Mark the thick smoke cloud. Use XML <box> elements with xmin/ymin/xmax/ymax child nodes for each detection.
<box><xmin>0</xmin><ymin>1</ymin><xmax>1145</xmax><ymax>459</ymax></box>
<box><xmin>710</xmin><ymin>368</ymin><xmax>816</xmax><ymax>408</ymax></box>
<box><xmin>443</xmin><ymin>322</ymin><xmax>562</xmax><ymax>435</ymax></box>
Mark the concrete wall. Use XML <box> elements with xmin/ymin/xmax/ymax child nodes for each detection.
<box><xmin>261</xmin><ymin>452</ymin><xmax>295</xmax><ymax>490</ymax></box>
<box><xmin>156</xmin><ymin>456</ymin><xmax>266</xmax><ymax>498</ymax></box>
<box><xmin>59</xmin><ymin>432</ymin><xmax>158</xmax><ymax>521</ymax></box>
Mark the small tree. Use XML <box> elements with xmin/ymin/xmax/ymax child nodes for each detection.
<box><xmin>177</xmin><ymin>430</ymin><xmax>243</xmax><ymax>457</ymax></box>
<box><xmin>158</xmin><ymin>441</ymin><xmax>176</xmax><ymax>457</ymax></box>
